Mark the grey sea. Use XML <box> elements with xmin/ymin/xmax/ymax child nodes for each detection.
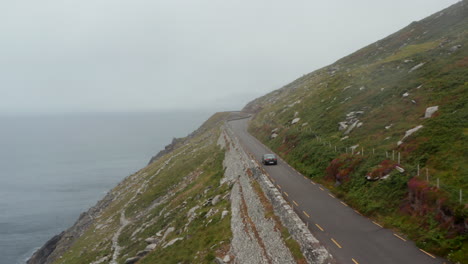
<box><xmin>0</xmin><ymin>111</ymin><xmax>214</xmax><ymax>264</ymax></box>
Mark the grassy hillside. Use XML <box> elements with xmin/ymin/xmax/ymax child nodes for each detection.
<box><xmin>50</xmin><ymin>112</ymin><xmax>233</xmax><ymax>264</ymax></box>
<box><xmin>245</xmin><ymin>1</ymin><xmax>468</xmax><ymax>262</ymax></box>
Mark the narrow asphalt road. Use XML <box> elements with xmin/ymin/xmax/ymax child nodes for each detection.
<box><xmin>228</xmin><ymin>118</ymin><xmax>448</xmax><ymax>264</ymax></box>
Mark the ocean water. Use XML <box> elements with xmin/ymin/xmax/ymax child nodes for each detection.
<box><xmin>0</xmin><ymin>111</ymin><xmax>214</xmax><ymax>264</ymax></box>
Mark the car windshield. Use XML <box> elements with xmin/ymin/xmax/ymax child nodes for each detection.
<box><xmin>264</xmin><ymin>154</ymin><xmax>276</xmax><ymax>159</ymax></box>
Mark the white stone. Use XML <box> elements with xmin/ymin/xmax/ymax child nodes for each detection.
<box><xmin>163</xmin><ymin>237</ymin><xmax>183</xmax><ymax>249</ymax></box>
<box><xmin>223</xmin><ymin>255</ymin><xmax>231</xmax><ymax>263</ymax></box>
<box><xmin>291</xmin><ymin>118</ymin><xmax>300</xmax><ymax>125</ymax></box>
<box><xmin>221</xmin><ymin>210</ymin><xmax>229</xmax><ymax>219</ymax></box>
<box><xmin>409</xmin><ymin>62</ymin><xmax>425</xmax><ymax>73</ymax></box>
<box><xmin>359</xmin><ymin>86</ymin><xmax>365</xmax><ymax>91</ymax></box>
<box><xmin>338</xmin><ymin>122</ymin><xmax>348</xmax><ymax>131</ymax></box>
<box><xmin>344</xmin><ymin>120</ymin><xmax>359</xmax><ymax>135</ymax></box>
<box><xmin>424</xmin><ymin>106</ymin><xmax>439</xmax><ymax>118</ymax></box>
<box><xmin>271</xmin><ymin>133</ymin><xmax>278</xmax><ymax>139</ymax></box>
<box><xmin>302</xmin><ymin>122</ymin><xmax>308</xmax><ymax>127</ymax></box>
<box><xmin>211</xmin><ymin>195</ymin><xmax>221</xmax><ymax>205</ymax></box>
<box><xmin>294</xmin><ymin>111</ymin><xmax>299</xmax><ymax>117</ymax></box>
<box><xmin>340</xmin><ymin>136</ymin><xmax>349</xmax><ymax>141</ymax></box>
<box><xmin>395</xmin><ymin>166</ymin><xmax>405</xmax><ymax>173</ymax></box>
<box><xmin>397</xmin><ymin>125</ymin><xmax>423</xmax><ymax>146</ymax></box>
<box><xmin>162</xmin><ymin>227</ymin><xmax>175</xmax><ymax>240</ymax></box>
<box><xmin>385</xmin><ymin>124</ymin><xmax>393</xmax><ymax>130</ymax></box>
<box><xmin>350</xmin><ymin>144</ymin><xmax>359</xmax><ymax>151</ymax></box>
<box><xmin>402</xmin><ymin>92</ymin><xmax>409</xmax><ymax>97</ymax></box>
<box><xmin>357</xmin><ymin>122</ymin><xmax>363</xmax><ymax>128</ymax></box>
<box><xmin>145</xmin><ymin>243</ymin><xmax>157</xmax><ymax>251</ymax></box>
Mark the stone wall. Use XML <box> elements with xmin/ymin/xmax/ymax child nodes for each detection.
<box><xmin>221</xmin><ymin>125</ymin><xmax>334</xmax><ymax>264</ymax></box>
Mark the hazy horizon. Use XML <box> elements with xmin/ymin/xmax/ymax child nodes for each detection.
<box><xmin>0</xmin><ymin>0</ymin><xmax>459</xmax><ymax>113</ymax></box>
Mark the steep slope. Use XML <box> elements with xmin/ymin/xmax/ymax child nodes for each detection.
<box><xmin>245</xmin><ymin>1</ymin><xmax>467</xmax><ymax>262</ymax></box>
<box><xmin>28</xmin><ymin>112</ymin><xmax>333</xmax><ymax>264</ymax></box>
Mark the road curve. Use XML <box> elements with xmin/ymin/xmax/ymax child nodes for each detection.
<box><xmin>228</xmin><ymin>118</ymin><xmax>448</xmax><ymax>264</ymax></box>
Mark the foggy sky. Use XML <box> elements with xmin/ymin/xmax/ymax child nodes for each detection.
<box><xmin>0</xmin><ymin>0</ymin><xmax>459</xmax><ymax>113</ymax></box>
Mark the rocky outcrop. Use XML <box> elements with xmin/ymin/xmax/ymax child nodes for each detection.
<box><xmin>28</xmin><ymin>191</ymin><xmax>115</xmax><ymax>264</ymax></box>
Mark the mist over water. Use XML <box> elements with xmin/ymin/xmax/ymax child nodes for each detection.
<box><xmin>0</xmin><ymin>111</ymin><xmax>214</xmax><ymax>264</ymax></box>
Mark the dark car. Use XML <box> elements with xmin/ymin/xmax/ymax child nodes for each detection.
<box><xmin>262</xmin><ymin>154</ymin><xmax>277</xmax><ymax>165</ymax></box>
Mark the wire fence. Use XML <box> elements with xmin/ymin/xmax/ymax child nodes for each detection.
<box><xmin>310</xmin><ymin>134</ymin><xmax>467</xmax><ymax>205</ymax></box>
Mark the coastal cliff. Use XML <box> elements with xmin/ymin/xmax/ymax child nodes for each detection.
<box><xmin>28</xmin><ymin>112</ymin><xmax>332</xmax><ymax>264</ymax></box>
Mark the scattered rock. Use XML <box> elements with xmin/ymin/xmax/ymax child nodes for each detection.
<box><xmin>211</xmin><ymin>195</ymin><xmax>221</xmax><ymax>206</ymax></box>
<box><xmin>223</xmin><ymin>255</ymin><xmax>231</xmax><ymax>263</ymax></box>
<box><xmin>294</xmin><ymin>111</ymin><xmax>299</xmax><ymax>117</ymax></box>
<box><xmin>338</xmin><ymin>122</ymin><xmax>348</xmax><ymax>131</ymax></box>
<box><xmin>291</xmin><ymin>118</ymin><xmax>301</xmax><ymax>125</ymax></box>
<box><xmin>163</xmin><ymin>237</ymin><xmax>183</xmax><ymax>249</ymax></box>
<box><xmin>136</xmin><ymin>250</ymin><xmax>150</xmax><ymax>257</ymax></box>
<box><xmin>449</xmin><ymin>44</ymin><xmax>462</xmax><ymax>52</ymax></box>
<box><xmin>395</xmin><ymin>166</ymin><xmax>405</xmax><ymax>173</ymax></box>
<box><xmin>271</xmin><ymin>128</ymin><xmax>279</xmax><ymax>133</ymax></box>
<box><xmin>344</xmin><ymin>120</ymin><xmax>359</xmax><ymax>135</ymax></box>
<box><xmin>397</xmin><ymin>125</ymin><xmax>423</xmax><ymax>146</ymax></box>
<box><xmin>205</xmin><ymin>208</ymin><xmax>219</xmax><ymax>219</ymax></box>
<box><xmin>215</xmin><ymin>257</ymin><xmax>224</xmax><ymax>264</ymax></box>
<box><xmin>124</xmin><ymin>257</ymin><xmax>140</xmax><ymax>264</ymax></box>
<box><xmin>271</xmin><ymin>133</ymin><xmax>278</xmax><ymax>139</ymax></box>
<box><xmin>145</xmin><ymin>243</ymin><xmax>157</xmax><ymax>251</ymax></box>
<box><xmin>359</xmin><ymin>86</ymin><xmax>365</xmax><ymax>91</ymax></box>
<box><xmin>424</xmin><ymin>106</ymin><xmax>439</xmax><ymax>118</ymax></box>
<box><xmin>408</xmin><ymin>62</ymin><xmax>425</xmax><ymax>73</ymax></box>
<box><xmin>343</xmin><ymin>85</ymin><xmax>352</xmax><ymax>91</ymax></box>
<box><xmin>221</xmin><ymin>210</ymin><xmax>229</xmax><ymax>219</ymax></box>
<box><xmin>144</xmin><ymin>237</ymin><xmax>159</xmax><ymax>244</ymax></box>
<box><xmin>402</xmin><ymin>92</ymin><xmax>409</xmax><ymax>97</ymax></box>
<box><xmin>163</xmin><ymin>227</ymin><xmax>175</xmax><ymax>240</ymax></box>
<box><xmin>340</xmin><ymin>136</ymin><xmax>349</xmax><ymax>141</ymax></box>
<box><xmin>187</xmin><ymin>205</ymin><xmax>200</xmax><ymax>221</ymax></box>
<box><xmin>385</xmin><ymin>124</ymin><xmax>393</xmax><ymax>130</ymax></box>
<box><xmin>302</xmin><ymin>122</ymin><xmax>308</xmax><ymax>127</ymax></box>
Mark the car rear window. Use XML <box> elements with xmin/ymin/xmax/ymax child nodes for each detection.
<box><xmin>265</xmin><ymin>154</ymin><xmax>276</xmax><ymax>159</ymax></box>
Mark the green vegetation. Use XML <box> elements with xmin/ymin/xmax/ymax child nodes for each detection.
<box><xmin>52</xmin><ymin>113</ymin><xmax>234</xmax><ymax>264</ymax></box>
<box><xmin>247</xmin><ymin>2</ymin><xmax>468</xmax><ymax>262</ymax></box>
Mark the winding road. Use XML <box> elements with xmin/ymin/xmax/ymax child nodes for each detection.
<box><xmin>228</xmin><ymin>117</ymin><xmax>448</xmax><ymax>264</ymax></box>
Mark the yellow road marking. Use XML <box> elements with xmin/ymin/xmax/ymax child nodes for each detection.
<box><xmin>419</xmin><ymin>249</ymin><xmax>436</xmax><ymax>259</ymax></box>
<box><xmin>277</xmin><ymin>184</ymin><xmax>281</xmax><ymax>189</ymax></box>
<box><xmin>328</xmin><ymin>193</ymin><xmax>335</xmax><ymax>198</ymax></box>
<box><xmin>393</xmin><ymin>233</ymin><xmax>407</xmax><ymax>242</ymax></box>
<box><xmin>341</xmin><ymin>201</ymin><xmax>349</xmax><ymax>207</ymax></box>
<box><xmin>319</xmin><ymin>187</ymin><xmax>325</xmax><ymax>191</ymax></box>
<box><xmin>352</xmin><ymin>258</ymin><xmax>359</xmax><ymax>264</ymax></box>
<box><xmin>271</xmin><ymin>178</ymin><xmax>275</xmax><ymax>183</ymax></box>
<box><xmin>372</xmin><ymin>221</ymin><xmax>383</xmax><ymax>228</ymax></box>
<box><xmin>293</xmin><ymin>200</ymin><xmax>299</xmax><ymax>207</ymax></box>
<box><xmin>315</xmin><ymin>224</ymin><xmax>324</xmax><ymax>231</ymax></box>
<box><xmin>354</xmin><ymin>209</ymin><xmax>361</xmax><ymax>215</ymax></box>
<box><xmin>284</xmin><ymin>192</ymin><xmax>289</xmax><ymax>197</ymax></box>
<box><xmin>311</xmin><ymin>181</ymin><xmax>316</xmax><ymax>185</ymax></box>
<box><xmin>331</xmin><ymin>238</ymin><xmax>342</xmax><ymax>249</ymax></box>
<box><xmin>303</xmin><ymin>211</ymin><xmax>310</xmax><ymax>218</ymax></box>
